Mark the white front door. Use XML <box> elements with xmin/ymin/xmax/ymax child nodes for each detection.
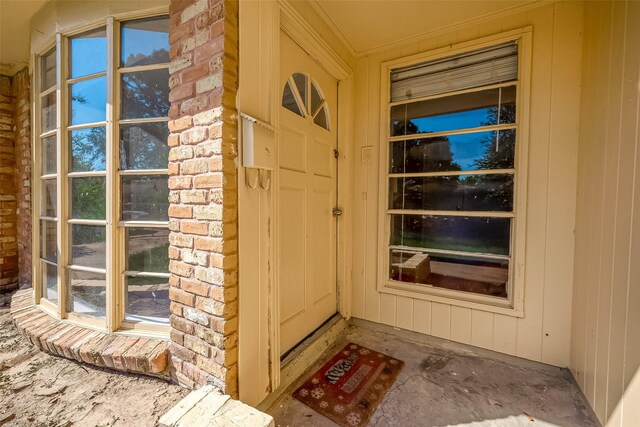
<box><xmin>278</xmin><ymin>32</ymin><xmax>338</xmax><ymax>355</ymax></box>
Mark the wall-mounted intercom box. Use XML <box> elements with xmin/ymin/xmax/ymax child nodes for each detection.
<box><xmin>241</xmin><ymin>112</ymin><xmax>275</xmax><ymax>170</ymax></box>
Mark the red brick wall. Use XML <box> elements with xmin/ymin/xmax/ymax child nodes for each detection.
<box><xmin>167</xmin><ymin>0</ymin><xmax>239</xmax><ymax>395</ymax></box>
<box><xmin>0</xmin><ymin>69</ymin><xmax>31</xmax><ymax>293</ymax></box>
<box><xmin>0</xmin><ymin>75</ymin><xmax>18</xmax><ymax>292</ymax></box>
<box><xmin>13</xmin><ymin>69</ymin><xmax>31</xmax><ymax>288</ymax></box>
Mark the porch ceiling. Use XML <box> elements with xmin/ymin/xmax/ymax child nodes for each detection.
<box><xmin>311</xmin><ymin>0</ymin><xmax>543</xmax><ymax>55</ymax></box>
<box><xmin>0</xmin><ymin>0</ymin><xmax>48</xmax><ymax>75</ymax></box>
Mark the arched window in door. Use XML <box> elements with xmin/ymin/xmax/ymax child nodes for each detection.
<box><xmin>281</xmin><ymin>72</ymin><xmax>330</xmax><ymax>131</ymax></box>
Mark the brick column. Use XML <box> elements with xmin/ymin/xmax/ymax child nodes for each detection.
<box><xmin>167</xmin><ymin>0</ymin><xmax>239</xmax><ymax>396</ymax></box>
<box><xmin>0</xmin><ymin>75</ymin><xmax>18</xmax><ymax>293</ymax></box>
<box><xmin>13</xmin><ymin>69</ymin><xmax>32</xmax><ymax>288</ymax></box>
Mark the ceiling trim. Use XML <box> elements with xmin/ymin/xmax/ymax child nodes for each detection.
<box><xmin>307</xmin><ymin>0</ymin><xmax>357</xmax><ymax>58</ymax></box>
<box><xmin>310</xmin><ymin>0</ymin><xmax>553</xmax><ymax>57</ymax></box>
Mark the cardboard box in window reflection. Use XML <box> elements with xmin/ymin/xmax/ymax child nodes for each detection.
<box><xmin>390</xmin><ymin>250</ymin><xmax>508</xmax><ymax>298</ymax></box>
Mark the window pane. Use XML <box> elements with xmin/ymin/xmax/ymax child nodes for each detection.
<box><xmin>314</xmin><ymin>106</ymin><xmax>329</xmax><ymax>130</ymax></box>
<box><xmin>293</xmin><ymin>73</ymin><xmax>308</xmax><ymax>112</ymax></box>
<box><xmin>41</xmin><ymin>135</ymin><xmax>57</xmax><ymax>175</ymax></box>
<box><xmin>390</xmin><ymin>214</ymin><xmax>511</xmax><ymax>256</ymax></box>
<box><xmin>71</xmin><ymin>225</ymin><xmax>106</xmax><ymax>269</ymax></box>
<box><xmin>41</xmin><ymin>262</ymin><xmax>58</xmax><ymax>304</ymax></box>
<box><xmin>311</xmin><ymin>82</ymin><xmax>322</xmax><ymax>114</ymax></box>
<box><xmin>69</xmin><ymin>27</ymin><xmax>107</xmax><ymax>78</ymax></box>
<box><xmin>126</xmin><ymin>228</ymin><xmax>169</xmax><ymax>273</ymax></box>
<box><xmin>40</xmin><ymin>220</ymin><xmax>57</xmax><ymax>262</ymax></box>
<box><xmin>121</xmin><ymin>16</ymin><xmax>170</xmax><ymax>67</ymax></box>
<box><xmin>389</xmin><ymin>249</ymin><xmax>508</xmax><ymax>298</ymax></box>
<box><xmin>389</xmin><ymin>129</ymin><xmax>515</xmax><ymax>174</ymax></box>
<box><xmin>41</xmin><ymin>92</ymin><xmax>57</xmax><ymax>133</ymax></box>
<box><xmin>389</xmin><ymin>174</ymin><xmax>514</xmax><ymax>212</ymax></box>
<box><xmin>68</xmin><ymin>270</ymin><xmax>106</xmax><ymax>318</ymax></box>
<box><xmin>71</xmin><ymin>127</ymin><xmax>106</xmax><ymax>172</ymax></box>
<box><xmin>121</xmin><ymin>175</ymin><xmax>169</xmax><ymax>221</ymax></box>
<box><xmin>391</xmin><ymin>86</ymin><xmax>516</xmax><ymax>137</ymax></box>
<box><xmin>282</xmin><ymin>81</ymin><xmax>303</xmax><ymax>116</ymax></box>
<box><xmin>120</xmin><ymin>122</ymin><xmax>169</xmax><ymax>170</ymax></box>
<box><xmin>41</xmin><ymin>48</ymin><xmax>57</xmax><ymax>91</ymax></box>
<box><xmin>41</xmin><ymin>178</ymin><xmax>57</xmax><ymax>217</ymax></box>
<box><xmin>125</xmin><ymin>276</ymin><xmax>169</xmax><ymax>323</ymax></box>
<box><xmin>71</xmin><ymin>177</ymin><xmax>106</xmax><ymax>220</ymax></box>
<box><xmin>70</xmin><ymin>77</ymin><xmax>107</xmax><ymax>125</ymax></box>
<box><xmin>120</xmin><ymin>69</ymin><xmax>170</xmax><ymax>119</ymax></box>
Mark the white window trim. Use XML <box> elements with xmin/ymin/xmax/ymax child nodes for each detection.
<box><xmin>32</xmin><ymin>9</ymin><xmax>171</xmax><ymax>336</ymax></box>
<box><xmin>376</xmin><ymin>28</ymin><xmax>532</xmax><ymax>317</ymax></box>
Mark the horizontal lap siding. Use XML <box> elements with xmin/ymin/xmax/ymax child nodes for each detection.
<box><xmin>351</xmin><ymin>2</ymin><xmax>583</xmax><ymax>367</ymax></box>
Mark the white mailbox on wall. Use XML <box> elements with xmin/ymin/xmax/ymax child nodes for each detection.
<box><xmin>241</xmin><ymin>112</ymin><xmax>275</xmax><ymax>170</ymax></box>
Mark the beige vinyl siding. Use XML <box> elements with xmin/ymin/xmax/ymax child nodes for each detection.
<box><xmin>570</xmin><ymin>1</ymin><xmax>640</xmax><ymax>425</ymax></box>
<box><xmin>351</xmin><ymin>1</ymin><xmax>584</xmax><ymax>367</ymax></box>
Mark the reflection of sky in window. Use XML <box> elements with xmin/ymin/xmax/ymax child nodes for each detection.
<box><xmin>443</xmin><ymin>132</ymin><xmax>493</xmax><ymax>171</ymax></box>
<box><xmin>413</xmin><ymin>108</ymin><xmax>489</xmax><ymax>134</ymax></box>
<box><xmin>71</xmin><ymin>77</ymin><xmax>107</xmax><ymax>125</ymax></box>
<box><xmin>70</xmin><ymin>36</ymin><xmax>106</xmax><ymax>78</ymax></box>
<box><xmin>413</xmin><ymin>111</ymin><xmax>492</xmax><ymax>170</ymax></box>
<box><xmin>121</xmin><ymin>28</ymin><xmax>169</xmax><ymax>66</ymax></box>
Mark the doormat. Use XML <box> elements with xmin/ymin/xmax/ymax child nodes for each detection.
<box><xmin>293</xmin><ymin>343</ymin><xmax>404</xmax><ymax>427</ymax></box>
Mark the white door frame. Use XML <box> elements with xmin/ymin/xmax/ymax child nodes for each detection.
<box><xmin>269</xmin><ymin>0</ymin><xmax>354</xmax><ymax>392</ymax></box>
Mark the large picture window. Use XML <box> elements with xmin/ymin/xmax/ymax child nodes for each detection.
<box><xmin>34</xmin><ymin>14</ymin><xmax>170</xmax><ymax>332</ymax></box>
<box><xmin>381</xmin><ymin>37</ymin><xmax>529</xmax><ymax>311</ymax></box>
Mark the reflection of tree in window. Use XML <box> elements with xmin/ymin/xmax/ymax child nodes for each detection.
<box><xmin>72</xmin><ymin>127</ymin><xmax>106</xmax><ymax>171</ymax></box>
<box><xmin>391</xmin><ymin>120</ymin><xmax>462</xmax><ymax>173</ymax></box>
<box><xmin>121</xmin><ymin>50</ymin><xmax>170</xmax><ymax>119</ymax></box>
<box><xmin>464</xmin><ymin>106</ymin><xmax>516</xmax><ymax>211</ymax></box>
<box><xmin>120</xmin><ymin>123</ymin><xmax>169</xmax><ymax>170</ymax></box>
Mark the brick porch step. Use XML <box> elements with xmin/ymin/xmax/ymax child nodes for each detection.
<box><xmin>9</xmin><ymin>289</ymin><xmax>170</xmax><ymax>379</ymax></box>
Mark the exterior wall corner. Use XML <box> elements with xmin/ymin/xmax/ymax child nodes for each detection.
<box><xmin>167</xmin><ymin>0</ymin><xmax>239</xmax><ymax>396</ymax></box>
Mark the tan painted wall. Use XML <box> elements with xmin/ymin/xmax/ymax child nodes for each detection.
<box><xmin>351</xmin><ymin>1</ymin><xmax>584</xmax><ymax>367</ymax></box>
<box><xmin>570</xmin><ymin>1</ymin><xmax>640</xmax><ymax>425</ymax></box>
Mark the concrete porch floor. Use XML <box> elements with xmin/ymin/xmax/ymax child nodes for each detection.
<box><xmin>267</xmin><ymin>320</ymin><xmax>599</xmax><ymax>427</ymax></box>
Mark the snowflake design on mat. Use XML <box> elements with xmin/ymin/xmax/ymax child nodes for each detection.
<box><xmin>319</xmin><ymin>401</ymin><xmax>328</xmax><ymax>408</ymax></box>
<box><xmin>298</xmin><ymin>389</ymin><xmax>309</xmax><ymax>397</ymax></box>
<box><xmin>349</xmin><ymin>344</ymin><xmax>358</xmax><ymax>350</ymax></box>
<box><xmin>374</xmin><ymin>383</ymin><xmax>383</xmax><ymax>391</ymax></box>
<box><xmin>389</xmin><ymin>359</ymin><xmax>398</xmax><ymax>365</ymax></box>
<box><xmin>311</xmin><ymin>388</ymin><xmax>325</xmax><ymax>399</ymax></box>
<box><xmin>334</xmin><ymin>404</ymin><xmax>345</xmax><ymax>414</ymax></box>
<box><xmin>380</xmin><ymin>374</ymin><xmax>389</xmax><ymax>380</ymax></box>
<box><xmin>338</xmin><ymin>395</ymin><xmax>344</xmax><ymax>400</ymax></box>
<box><xmin>346</xmin><ymin>412</ymin><xmax>362</xmax><ymax>426</ymax></box>
<box><xmin>358</xmin><ymin>348</ymin><xmax>370</xmax><ymax>355</ymax></box>
<box><xmin>343</xmin><ymin>350</ymin><xmax>350</xmax><ymax>356</ymax></box>
<box><xmin>311</xmin><ymin>378</ymin><xmax>320</xmax><ymax>385</ymax></box>
<box><xmin>377</xmin><ymin>353</ymin><xmax>384</xmax><ymax>358</ymax></box>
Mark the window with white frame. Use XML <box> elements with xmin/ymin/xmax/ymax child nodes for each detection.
<box><xmin>35</xmin><ymin>14</ymin><xmax>171</xmax><ymax>331</ymax></box>
<box><xmin>383</xmin><ymin>41</ymin><xmax>524</xmax><ymax>307</ymax></box>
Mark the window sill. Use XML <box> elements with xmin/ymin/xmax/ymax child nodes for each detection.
<box><xmin>378</xmin><ymin>280</ymin><xmax>524</xmax><ymax>318</ymax></box>
<box><xmin>10</xmin><ymin>289</ymin><xmax>170</xmax><ymax>379</ymax></box>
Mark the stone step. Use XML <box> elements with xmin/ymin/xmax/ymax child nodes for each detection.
<box><xmin>159</xmin><ymin>385</ymin><xmax>274</xmax><ymax>427</ymax></box>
